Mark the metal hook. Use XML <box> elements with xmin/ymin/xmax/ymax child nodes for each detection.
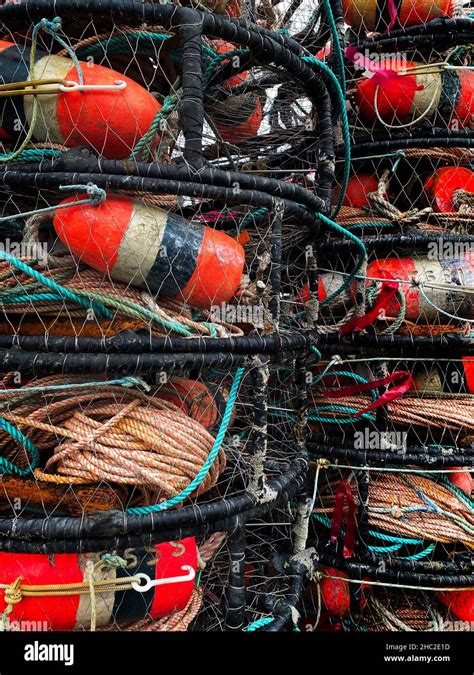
<box><xmin>131</xmin><ymin>565</ymin><xmax>195</xmax><ymax>593</ymax></box>
<box><xmin>59</xmin><ymin>80</ymin><xmax>127</xmax><ymax>93</ymax></box>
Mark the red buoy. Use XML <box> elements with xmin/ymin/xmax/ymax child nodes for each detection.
<box><xmin>366</xmin><ymin>254</ymin><xmax>474</xmax><ymax>322</ymax></box>
<box><xmin>437</xmin><ymin>590</ymin><xmax>474</xmax><ymax>623</ymax></box>
<box><xmin>318</xmin><ymin>567</ymin><xmax>369</xmax><ymax>617</ymax></box>
<box><xmin>208</xmin><ymin>40</ymin><xmax>262</xmax><ymax>143</ymax></box>
<box><xmin>53</xmin><ymin>195</ymin><xmax>245</xmax><ymax>310</ymax></box>
<box><xmin>156</xmin><ymin>378</ymin><xmax>219</xmax><ymax>430</ymax></box>
<box><xmin>424</xmin><ymin>167</ymin><xmax>474</xmax><ymax>212</ymax></box>
<box><xmin>344</xmin><ymin>0</ymin><xmax>456</xmax><ymax>32</ymax></box>
<box><xmin>336</xmin><ymin>173</ymin><xmax>381</xmax><ymax>208</ymax></box>
<box><xmin>0</xmin><ymin>40</ymin><xmax>160</xmax><ymax>158</ymax></box>
<box><xmin>320</xmin><ymin>567</ymin><xmax>352</xmax><ymax>616</ymax></box>
<box><xmin>355</xmin><ymin>59</ymin><xmax>474</xmax><ymax>130</ymax></box>
<box><xmin>0</xmin><ymin>538</ymin><xmax>197</xmax><ymax>630</ymax></box>
<box><xmin>447</xmin><ymin>469</ymin><xmax>472</xmax><ymax>496</ymax></box>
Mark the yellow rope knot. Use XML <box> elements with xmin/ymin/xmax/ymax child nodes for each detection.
<box><xmin>3</xmin><ymin>576</ymin><xmax>24</xmax><ymax>614</ymax></box>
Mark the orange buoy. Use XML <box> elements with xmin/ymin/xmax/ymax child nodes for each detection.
<box><xmin>0</xmin><ymin>538</ymin><xmax>197</xmax><ymax>630</ymax></box>
<box><xmin>335</xmin><ymin>173</ymin><xmax>381</xmax><ymax>208</ymax></box>
<box><xmin>437</xmin><ymin>590</ymin><xmax>474</xmax><ymax>623</ymax></box>
<box><xmin>424</xmin><ymin>167</ymin><xmax>474</xmax><ymax>212</ymax></box>
<box><xmin>156</xmin><ymin>378</ymin><xmax>219</xmax><ymax>430</ymax></box>
<box><xmin>0</xmin><ymin>40</ymin><xmax>160</xmax><ymax>158</ymax></box>
<box><xmin>365</xmin><ymin>254</ymin><xmax>474</xmax><ymax>322</ymax></box>
<box><xmin>318</xmin><ymin>567</ymin><xmax>369</xmax><ymax>617</ymax></box>
<box><xmin>208</xmin><ymin>40</ymin><xmax>262</xmax><ymax>143</ymax></box>
<box><xmin>355</xmin><ymin>59</ymin><xmax>474</xmax><ymax>130</ymax></box>
<box><xmin>344</xmin><ymin>0</ymin><xmax>456</xmax><ymax>32</ymax></box>
<box><xmin>53</xmin><ymin>194</ymin><xmax>245</xmax><ymax>310</ymax></box>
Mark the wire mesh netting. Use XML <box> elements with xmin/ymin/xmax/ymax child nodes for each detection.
<box><xmin>0</xmin><ymin>0</ymin><xmax>470</xmax><ymax>636</ymax></box>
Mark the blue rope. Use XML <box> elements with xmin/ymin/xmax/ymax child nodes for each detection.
<box><xmin>0</xmin><ymin>250</ymin><xmax>112</xmax><ymax>320</ymax></box>
<box><xmin>34</xmin><ymin>17</ymin><xmax>84</xmax><ymax>85</ymax></box>
<box><xmin>127</xmin><ymin>367</ymin><xmax>245</xmax><ymax>515</ymax></box>
<box><xmin>315</xmin><ymin>213</ymin><xmax>367</xmax><ymax>306</ymax></box>
<box><xmin>245</xmin><ymin>617</ymin><xmax>274</xmax><ymax>631</ymax></box>
<box><xmin>0</xmin><ymin>419</ymin><xmax>39</xmax><ymax>477</ymax></box>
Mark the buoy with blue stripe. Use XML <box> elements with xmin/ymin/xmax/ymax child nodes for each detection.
<box><xmin>0</xmin><ymin>40</ymin><xmax>161</xmax><ymax>159</ymax></box>
<box><xmin>53</xmin><ymin>195</ymin><xmax>245</xmax><ymax>310</ymax></box>
<box><xmin>0</xmin><ymin>538</ymin><xmax>197</xmax><ymax>630</ymax></box>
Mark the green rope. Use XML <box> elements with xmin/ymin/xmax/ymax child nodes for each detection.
<box><xmin>366</xmin><ymin>282</ymin><xmax>406</xmax><ymax>334</ymax></box>
<box><xmin>0</xmin><ymin>148</ymin><xmax>62</xmax><ymax>162</ymax></box>
<box><xmin>0</xmin><ymin>183</ymin><xmax>106</xmax><ymax>225</ymax></box>
<box><xmin>417</xmin><ymin>283</ymin><xmax>474</xmax><ymax>324</ymax></box>
<box><xmin>130</xmin><ymin>90</ymin><xmax>181</xmax><ymax>161</ymax></box>
<box><xmin>321</xmin><ymin>0</ymin><xmax>346</xmax><ymax>92</ymax></box>
<box><xmin>0</xmin><ymin>419</ymin><xmax>39</xmax><ymax>477</ymax></box>
<box><xmin>0</xmin><ymin>250</ymin><xmax>112</xmax><ymax>320</ymax></box>
<box><xmin>315</xmin><ymin>214</ymin><xmax>367</xmax><ymax>306</ymax></box>
<box><xmin>203</xmin><ymin>48</ymin><xmax>249</xmax><ymax>84</ymax></box>
<box><xmin>245</xmin><ymin>617</ymin><xmax>274</xmax><ymax>631</ymax></box>
<box><xmin>77</xmin><ymin>32</ymin><xmax>172</xmax><ymax>58</ymax></box>
<box><xmin>0</xmin><ymin>17</ymin><xmax>82</xmax><ymax>163</ymax></box>
<box><xmin>300</xmin><ymin>56</ymin><xmax>350</xmax><ymax>217</ymax></box>
<box><xmin>127</xmin><ymin>367</ymin><xmax>245</xmax><ymax>515</ymax></box>
<box><xmin>312</xmin><ymin>513</ymin><xmax>435</xmax><ymax>560</ymax></box>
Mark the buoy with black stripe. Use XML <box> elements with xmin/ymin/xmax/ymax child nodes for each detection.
<box><xmin>208</xmin><ymin>40</ymin><xmax>262</xmax><ymax>143</ymax></box>
<box><xmin>355</xmin><ymin>59</ymin><xmax>474</xmax><ymax>130</ymax></box>
<box><xmin>0</xmin><ymin>538</ymin><xmax>197</xmax><ymax>630</ymax></box>
<box><xmin>344</xmin><ymin>0</ymin><xmax>458</xmax><ymax>32</ymax></box>
<box><xmin>424</xmin><ymin>166</ymin><xmax>474</xmax><ymax>212</ymax></box>
<box><xmin>0</xmin><ymin>40</ymin><xmax>161</xmax><ymax>159</ymax></box>
<box><xmin>53</xmin><ymin>194</ymin><xmax>245</xmax><ymax>310</ymax></box>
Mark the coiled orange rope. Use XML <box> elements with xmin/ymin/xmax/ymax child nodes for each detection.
<box><xmin>0</xmin><ymin>378</ymin><xmax>224</xmax><ymax>503</ymax></box>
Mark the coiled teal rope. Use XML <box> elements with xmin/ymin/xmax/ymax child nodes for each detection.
<box><xmin>77</xmin><ymin>32</ymin><xmax>171</xmax><ymax>58</ymax></box>
<box><xmin>312</xmin><ymin>513</ymin><xmax>435</xmax><ymax>560</ymax></box>
<box><xmin>127</xmin><ymin>366</ymin><xmax>245</xmax><ymax>515</ymax></box>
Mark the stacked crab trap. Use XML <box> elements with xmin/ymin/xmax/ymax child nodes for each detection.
<box><xmin>0</xmin><ymin>0</ymin><xmax>471</xmax><ymax>637</ymax></box>
<box><xmin>0</xmin><ymin>0</ymin><xmax>336</xmax><ymax>634</ymax></box>
<box><xmin>295</xmin><ymin>2</ymin><xmax>474</xmax><ymax>633</ymax></box>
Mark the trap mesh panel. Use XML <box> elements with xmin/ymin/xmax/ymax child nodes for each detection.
<box><xmin>0</xmin><ymin>0</ymin><xmax>327</xmax><ymax>633</ymax></box>
<box><xmin>0</xmin><ymin>0</ymin><xmax>471</xmax><ymax>634</ymax></box>
<box><xmin>296</xmin><ymin>0</ymin><xmax>474</xmax><ymax>633</ymax></box>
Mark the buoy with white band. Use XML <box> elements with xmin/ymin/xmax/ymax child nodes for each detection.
<box><xmin>0</xmin><ymin>40</ymin><xmax>161</xmax><ymax>159</ymax></box>
<box><xmin>53</xmin><ymin>194</ymin><xmax>246</xmax><ymax>311</ymax></box>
